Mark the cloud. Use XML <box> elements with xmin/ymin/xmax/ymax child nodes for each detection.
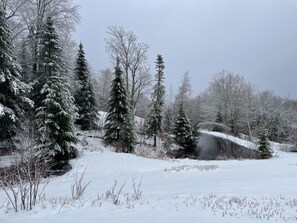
<box><xmin>74</xmin><ymin>0</ymin><xmax>297</xmax><ymax>98</ymax></box>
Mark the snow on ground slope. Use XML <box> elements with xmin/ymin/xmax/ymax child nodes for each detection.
<box><xmin>1</xmin><ymin>136</ymin><xmax>297</xmax><ymax>223</ymax></box>
<box><xmin>200</xmin><ymin>129</ymin><xmax>257</xmax><ymax>150</ymax></box>
<box><xmin>201</xmin><ymin>129</ymin><xmax>292</xmax><ymax>154</ymax></box>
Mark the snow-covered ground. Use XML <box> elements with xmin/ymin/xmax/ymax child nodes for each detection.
<box><xmin>200</xmin><ymin>129</ymin><xmax>258</xmax><ymax>150</ymax></box>
<box><xmin>1</xmin><ymin>135</ymin><xmax>297</xmax><ymax>223</ymax></box>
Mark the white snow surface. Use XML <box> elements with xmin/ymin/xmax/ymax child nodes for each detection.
<box><xmin>1</xmin><ymin>134</ymin><xmax>297</xmax><ymax>223</ymax></box>
<box><xmin>0</xmin><ymin>104</ymin><xmax>4</xmax><ymax>116</ymax></box>
<box><xmin>200</xmin><ymin>129</ymin><xmax>257</xmax><ymax>150</ymax></box>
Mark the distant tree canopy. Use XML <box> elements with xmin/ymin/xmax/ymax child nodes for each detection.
<box><xmin>2</xmin><ymin>0</ymin><xmax>297</xmax><ymax>159</ymax></box>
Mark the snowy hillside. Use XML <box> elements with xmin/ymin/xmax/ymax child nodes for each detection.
<box><xmin>1</xmin><ymin>135</ymin><xmax>297</xmax><ymax>223</ymax></box>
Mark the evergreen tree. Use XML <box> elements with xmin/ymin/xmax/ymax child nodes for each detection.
<box><xmin>122</xmin><ymin>114</ymin><xmax>135</xmax><ymax>153</ymax></box>
<box><xmin>104</xmin><ymin>59</ymin><xmax>135</xmax><ymax>152</ymax></box>
<box><xmin>74</xmin><ymin>43</ymin><xmax>98</xmax><ymax>130</ymax></box>
<box><xmin>145</xmin><ymin>54</ymin><xmax>165</xmax><ymax>147</ymax></box>
<box><xmin>258</xmin><ymin>129</ymin><xmax>272</xmax><ymax>159</ymax></box>
<box><xmin>37</xmin><ymin>74</ymin><xmax>77</xmax><ymax>163</ymax></box>
<box><xmin>36</xmin><ymin>17</ymin><xmax>77</xmax><ymax>163</ymax></box>
<box><xmin>0</xmin><ymin>7</ymin><xmax>32</xmax><ymax>148</ymax></box>
<box><xmin>173</xmin><ymin>104</ymin><xmax>196</xmax><ymax>149</ymax></box>
<box><xmin>32</xmin><ymin>17</ymin><xmax>63</xmax><ymax>110</ymax></box>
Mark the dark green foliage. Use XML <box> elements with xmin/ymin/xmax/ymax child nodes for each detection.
<box><xmin>122</xmin><ymin>114</ymin><xmax>135</xmax><ymax>153</ymax></box>
<box><xmin>145</xmin><ymin>54</ymin><xmax>165</xmax><ymax>147</ymax></box>
<box><xmin>0</xmin><ymin>7</ymin><xmax>32</xmax><ymax>148</ymax></box>
<box><xmin>104</xmin><ymin>60</ymin><xmax>135</xmax><ymax>152</ymax></box>
<box><xmin>74</xmin><ymin>43</ymin><xmax>98</xmax><ymax>130</ymax></box>
<box><xmin>35</xmin><ymin>17</ymin><xmax>77</xmax><ymax>163</ymax></box>
<box><xmin>32</xmin><ymin>17</ymin><xmax>63</xmax><ymax>110</ymax></box>
<box><xmin>37</xmin><ymin>74</ymin><xmax>78</xmax><ymax>163</ymax></box>
<box><xmin>258</xmin><ymin>130</ymin><xmax>272</xmax><ymax>159</ymax></box>
<box><xmin>173</xmin><ymin>104</ymin><xmax>196</xmax><ymax>149</ymax></box>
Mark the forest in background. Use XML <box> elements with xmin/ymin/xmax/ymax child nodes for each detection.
<box><xmin>1</xmin><ymin>0</ymin><xmax>297</xmax><ymax>163</ymax></box>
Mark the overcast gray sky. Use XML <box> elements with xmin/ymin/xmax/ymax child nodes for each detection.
<box><xmin>73</xmin><ymin>0</ymin><xmax>297</xmax><ymax>99</ymax></box>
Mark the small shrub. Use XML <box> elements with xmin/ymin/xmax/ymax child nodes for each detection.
<box><xmin>0</xmin><ymin>150</ymin><xmax>50</xmax><ymax>211</ymax></box>
<box><xmin>71</xmin><ymin>168</ymin><xmax>91</xmax><ymax>200</ymax></box>
<box><xmin>132</xmin><ymin>177</ymin><xmax>143</xmax><ymax>200</ymax></box>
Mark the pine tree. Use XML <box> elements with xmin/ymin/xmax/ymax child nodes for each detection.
<box><xmin>173</xmin><ymin>104</ymin><xmax>196</xmax><ymax>149</ymax></box>
<box><xmin>258</xmin><ymin>129</ymin><xmax>272</xmax><ymax>159</ymax></box>
<box><xmin>104</xmin><ymin>59</ymin><xmax>135</xmax><ymax>152</ymax></box>
<box><xmin>0</xmin><ymin>7</ymin><xmax>32</xmax><ymax>148</ymax></box>
<box><xmin>145</xmin><ymin>54</ymin><xmax>165</xmax><ymax>147</ymax></box>
<box><xmin>36</xmin><ymin>17</ymin><xmax>77</xmax><ymax>163</ymax></box>
<box><xmin>74</xmin><ymin>43</ymin><xmax>98</xmax><ymax>130</ymax></box>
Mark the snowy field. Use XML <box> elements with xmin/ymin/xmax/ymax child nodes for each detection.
<box><xmin>1</xmin><ymin>135</ymin><xmax>297</xmax><ymax>223</ymax></box>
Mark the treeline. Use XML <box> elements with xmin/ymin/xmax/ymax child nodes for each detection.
<box><xmin>0</xmin><ymin>1</ymin><xmax>80</xmax><ymax>168</ymax></box>
<box><xmin>1</xmin><ymin>1</ymin><xmax>297</xmax><ymax>166</ymax></box>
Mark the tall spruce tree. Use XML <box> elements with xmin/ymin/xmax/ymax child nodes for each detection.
<box><xmin>173</xmin><ymin>104</ymin><xmax>196</xmax><ymax>149</ymax></box>
<box><xmin>32</xmin><ymin>17</ymin><xmax>63</xmax><ymax>110</ymax></box>
<box><xmin>145</xmin><ymin>54</ymin><xmax>165</xmax><ymax>147</ymax></box>
<box><xmin>37</xmin><ymin>74</ymin><xmax>77</xmax><ymax>162</ymax></box>
<box><xmin>74</xmin><ymin>43</ymin><xmax>98</xmax><ymax>130</ymax></box>
<box><xmin>36</xmin><ymin>17</ymin><xmax>77</xmax><ymax>163</ymax></box>
<box><xmin>0</xmin><ymin>7</ymin><xmax>32</xmax><ymax>148</ymax></box>
<box><xmin>104</xmin><ymin>59</ymin><xmax>135</xmax><ymax>152</ymax></box>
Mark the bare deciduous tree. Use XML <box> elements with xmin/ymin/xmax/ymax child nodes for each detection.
<box><xmin>105</xmin><ymin>26</ymin><xmax>152</xmax><ymax>113</ymax></box>
<box><xmin>3</xmin><ymin>0</ymin><xmax>80</xmax><ymax>37</ymax></box>
<box><xmin>2</xmin><ymin>0</ymin><xmax>80</xmax><ymax>80</ymax></box>
<box><xmin>175</xmin><ymin>71</ymin><xmax>192</xmax><ymax>105</ymax></box>
<box><xmin>203</xmin><ymin>70</ymin><xmax>256</xmax><ymax>136</ymax></box>
<box><xmin>95</xmin><ymin>68</ymin><xmax>113</xmax><ymax>112</ymax></box>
